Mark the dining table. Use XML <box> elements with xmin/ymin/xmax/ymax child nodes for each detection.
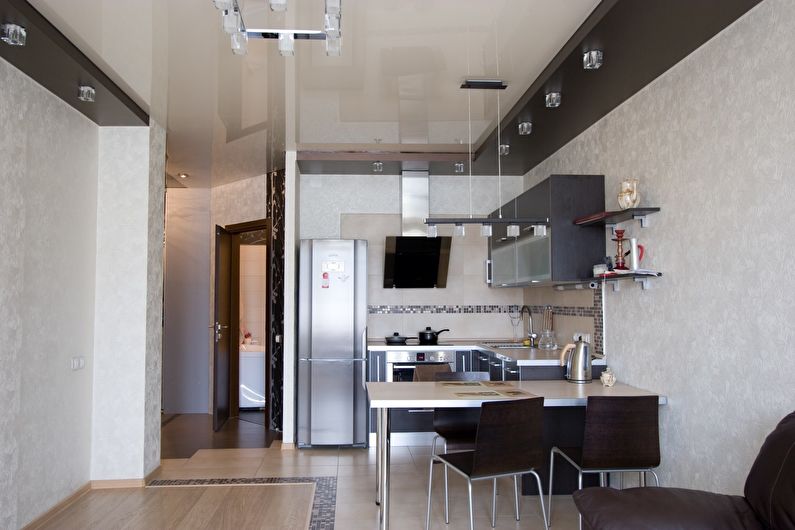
<box><xmin>366</xmin><ymin>379</ymin><xmax>667</xmax><ymax>530</ymax></box>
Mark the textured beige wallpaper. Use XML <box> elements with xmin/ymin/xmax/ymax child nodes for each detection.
<box><xmin>524</xmin><ymin>0</ymin><xmax>795</xmax><ymax>494</ymax></box>
<box><xmin>0</xmin><ymin>59</ymin><xmax>99</xmax><ymax>529</ymax></box>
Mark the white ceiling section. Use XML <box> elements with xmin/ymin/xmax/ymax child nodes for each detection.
<box><xmin>27</xmin><ymin>0</ymin><xmax>600</xmax><ymax>187</ymax></box>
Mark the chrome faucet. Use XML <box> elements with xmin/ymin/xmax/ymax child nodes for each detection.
<box><xmin>520</xmin><ymin>305</ymin><xmax>538</xmax><ymax>348</ymax></box>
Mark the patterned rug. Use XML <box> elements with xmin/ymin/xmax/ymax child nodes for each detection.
<box><xmin>148</xmin><ymin>477</ymin><xmax>336</xmax><ymax>530</ymax></box>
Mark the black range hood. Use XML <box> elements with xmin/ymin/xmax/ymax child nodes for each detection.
<box><xmin>383</xmin><ymin>236</ymin><xmax>451</xmax><ymax>288</ymax></box>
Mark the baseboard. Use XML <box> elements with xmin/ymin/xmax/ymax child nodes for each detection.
<box><xmin>90</xmin><ymin>478</ymin><xmax>145</xmax><ymax>489</ymax></box>
<box><xmin>23</xmin><ymin>482</ymin><xmax>91</xmax><ymax>530</ymax></box>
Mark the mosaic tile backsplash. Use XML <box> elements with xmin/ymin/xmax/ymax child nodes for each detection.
<box><xmin>369</xmin><ymin>289</ymin><xmax>604</xmax><ymax>355</ymax></box>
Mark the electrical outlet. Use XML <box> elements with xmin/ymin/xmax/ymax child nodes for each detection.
<box><xmin>70</xmin><ymin>356</ymin><xmax>86</xmax><ymax>371</ymax></box>
<box><xmin>573</xmin><ymin>332</ymin><xmax>592</xmax><ymax>343</ymax></box>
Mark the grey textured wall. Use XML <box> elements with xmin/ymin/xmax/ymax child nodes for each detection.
<box><xmin>525</xmin><ymin>0</ymin><xmax>795</xmax><ymax>494</ymax></box>
<box><xmin>163</xmin><ymin>189</ymin><xmax>211</xmax><ymax>413</ymax></box>
<box><xmin>0</xmin><ymin>59</ymin><xmax>98</xmax><ymax>528</ymax></box>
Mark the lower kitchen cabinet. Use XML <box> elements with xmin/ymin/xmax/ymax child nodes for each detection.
<box><xmin>519</xmin><ymin>364</ymin><xmax>605</xmax><ymax>381</ymax></box>
<box><xmin>454</xmin><ymin>350</ymin><xmax>474</xmax><ymax>372</ymax></box>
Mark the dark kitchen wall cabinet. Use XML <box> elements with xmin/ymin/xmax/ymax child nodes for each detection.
<box><xmin>488</xmin><ymin>174</ymin><xmax>605</xmax><ymax>287</ymax></box>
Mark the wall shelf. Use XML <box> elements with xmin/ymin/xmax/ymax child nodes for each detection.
<box><xmin>574</xmin><ymin>207</ymin><xmax>660</xmax><ymax>232</ymax></box>
<box><xmin>595</xmin><ymin>272</ymin><xmax>662</xmax><ymax>291</ymax></box>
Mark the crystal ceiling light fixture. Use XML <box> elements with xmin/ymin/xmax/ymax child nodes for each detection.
<box><xmin>499</xmin><ymin>144</ymin><xmax>510</xmax><ymax>156</ymax></box>
<box><xmin>518</xmin><ymin>121</ymin><xmax>532</xmax><ymax>135</ymax></box>
<box><xmin>545</xmin><ymin>91</ymin><xmax>562</xmax><ymax>108</ymax></box>
<box><xmin>583</xmin><ymin>49</ymin><xmax>603</xmax><ymax>70</ymax></box>
<box><xmin>278</xmin><ymin>32</ymin><xmax>295</xmax><ymax>56</ymax></box>
<box><xmin>222</xmin><ymin>7</ymin><xmax>242</xmax><ymax>34</ymax></box>
<box><xmin>1</xmin><ymin>23</ymin><xmax>26</xmax><ymax>46</ymax></box>
<box><xmin>270</xmin><ymin>0</ymin><xmax>287</xmax><ymax>11</ymax></box>
<box><xmin>77</xmin><ymin>85</ymin><xmax>95</xmax><ymax>103</ymax></box>
<box><xmin>231</xmin><ymin>30</ymin><xmax>248</xmax><ymax>55</ymax></box>
<box><xmin>214</xmin><ymin>0</ymin><xmax>342</xmax><ymax>56</ymax></box>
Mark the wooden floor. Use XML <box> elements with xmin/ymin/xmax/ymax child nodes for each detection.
<box><xmin>33</xmin><ymin>482</ymin><xmax>314</xmax><ymax>530</ymax></box>
<box><xmin>35</xmin><ymin>442</ymin><xmax>582</xmax><ymax>529</ymax></box>
<box><xmin>161</xmin><ymin>414</ymin><xmax>268</xmax><ymax>459</ymax></box>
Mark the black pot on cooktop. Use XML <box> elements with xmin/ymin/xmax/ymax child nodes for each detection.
<box><xmin>417</xmin><ymin>327</ymin><xmax>450</xmax><ymax>345</ymax></box>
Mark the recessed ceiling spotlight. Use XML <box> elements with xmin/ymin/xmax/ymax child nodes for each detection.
<box><xmin>270</xmin><ymin>0</ymin><xmax>287</xmax><ymax>11</ymax></box>
<box><xmin>1</xmin><ymin>23</ymin><xmax>26</xmax><ymax>46</ymax></box>
<box><xmin>78</xmin><ymin>85</ymin><xmax>96</xmax><ymax>103</ymax></box>
<box><xmin>518</xmin><ymin>122</ymin><xmax>533</xmax><ymax>135</ymax></box>
<box><xmin>372</xmin><ymin>161</ymin><xmax>384</xmax><ymax>173</ymax></box>
<box><xmin>545</xmin><ymin>92</ymin><xmax>562</xmax><ymax>108</ymax></box>
<box><xmin>499</xmin><ymin>144</ymin><xmax>510</xmax><ymax>156</ymax></box>
<box><xmin>454</xmin><ymin>162</ymin><xmax>465</xmax><ymax>173</ymax></box>
<box><xmin>278</xmin><ymin>32</ymin><xmax>295</xmax><ymax>56</ymax></box>
<box><xmin>583</xmin><ymin>49</ymin><xmax>604</xmax><ymax>70</ymax></box>
<box><xmin>178</xmin><ymin>173</ymin><xmax>189</xmax><ymax>179</ymax></box>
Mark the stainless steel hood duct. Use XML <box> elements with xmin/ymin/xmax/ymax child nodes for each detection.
<box><xmin>399</xmin><ymin>162</ymin><xmax>429</xmax><ymax>236</ymax></box>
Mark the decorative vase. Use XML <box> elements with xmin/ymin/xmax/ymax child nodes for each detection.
<box><xmin>600</xmin><ymin>367</ymin><xmax>616</xmax><ymax>387</ymax></box>
<box><xmin>617</xmin><ymin>178</ymin><xmax>640</xmax><ymax>210</ymax></box>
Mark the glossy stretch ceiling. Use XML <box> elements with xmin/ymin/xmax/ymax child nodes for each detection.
<box><xmin>26</xmin><ymin>0</ymin><xmax>601</xmax><ymax>187</ymax></box>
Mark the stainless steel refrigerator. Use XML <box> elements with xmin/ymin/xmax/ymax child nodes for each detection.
<box><xmin>297</xmin><ymin>239</ymin><xmax>368</xmax><ymax>447</ymax></box>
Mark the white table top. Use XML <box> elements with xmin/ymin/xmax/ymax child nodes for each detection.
<box><xmin>366</xmin><ymin>380</ymin><xmax>667</xmax><ymax>408</ymax></box>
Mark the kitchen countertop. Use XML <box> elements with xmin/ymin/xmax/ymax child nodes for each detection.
<box><xmin>366</xmin><ymin>339</ymin><xmax>606</xmax><ymax>367</ymax></box>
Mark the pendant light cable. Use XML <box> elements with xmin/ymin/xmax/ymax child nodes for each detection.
<box><xmin>467</xmin><ymin>27</ymin><xmax>473</xmax><ymax>220</ymax></box>
<box><xmin>495</xmin><ymin>28</ymin><xmax>502</xmax><ymax>219</ymax></box>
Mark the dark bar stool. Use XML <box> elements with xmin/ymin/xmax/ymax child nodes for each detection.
<box><xmin>548</xmin><ymin>395</ymin><xmax>660</xmax><ymax>528</ymax></box>
<box><xmin>431</xmin><ymin>371</ymin><xmax>491</xmax><ymax>524</ymax></box>
<box><xmin>426</xmin><ymin>397</ymin><xmax>549</xmax><ymax>530</ymax></box>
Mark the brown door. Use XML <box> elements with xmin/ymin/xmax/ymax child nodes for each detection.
<box><xmin>213</xmin><ymin>225</ymin><xmax>233</xmax><ymax>431</ymax></box>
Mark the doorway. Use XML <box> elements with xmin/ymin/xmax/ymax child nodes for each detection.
<box><xmin>213</xmin><ymin>219</ymin><xmax>273</xmax><ymax>443</ymax></box>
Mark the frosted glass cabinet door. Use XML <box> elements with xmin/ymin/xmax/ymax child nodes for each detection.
<box><xmin>516</xmin><ymin>232</ymin><xmax>551</xmax><ymax>283</ymax></box>
<box><xmin>490</xmin><ymin>243</ymin><xmax>517</xmax><ymax>287</ymax></box>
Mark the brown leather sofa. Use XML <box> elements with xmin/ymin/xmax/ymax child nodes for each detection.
<box><xmin>572</xmin><ymin>411</ymin><xmax>795</xmax><ymax>530</ymax></box>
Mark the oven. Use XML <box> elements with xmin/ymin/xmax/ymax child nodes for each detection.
<box><xmin>385</xmin><ymin>350</ymin><xmax>455</xmax><ymax>382</ymax></box>
<box><xmin>383</xmin><ymin>350</ymin><xmax>456</xmax><ymax>433</ymax></box>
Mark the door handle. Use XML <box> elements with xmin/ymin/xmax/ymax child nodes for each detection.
<box><xmin>407</xmin><ymin>409</ymin><xmax>434</xmax><ymax>413</ymax></box>
<box><xmin>485</xmin><ymin>259</ymin><xmax>492</xmax><ymax>285</ymax></box>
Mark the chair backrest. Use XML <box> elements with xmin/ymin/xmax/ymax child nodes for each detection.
<box><xmin>434</xmin><ymin>371</ymin><xmax>490</xmax><ymax>382</ymax></box>
<box><xmin>743</xmin><ymin>410</ymin><xmax>795</xmax><ymax>529</ymax></box>
<box><xmin>470</xmin><ymin>397</ymin><xmax>544</xmax><ymax>478</ymax></box>
<box><xmin>413</xmin><ymin>364</ymin><xmax>452</xmax><ymax>381</ymax></box>
<box><xmin>581</xmin><ymin>395</ymin><xmax>660</xmax><ymax>469</ymax></box>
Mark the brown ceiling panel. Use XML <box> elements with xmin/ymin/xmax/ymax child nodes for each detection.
<box><xmin>0</xmin><ymin>0</ymin><xmax>148</xmax><ymax>126</ymax></box>
<box><xmin>472</xmin><ymin>0</ymin><xmax>761</xmax><ymax>175</ymax></box>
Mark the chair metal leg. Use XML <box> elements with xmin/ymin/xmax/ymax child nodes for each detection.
<box><xmin>491</xmin><ymin>478</ymin><xmax>497</xmax><ymax>528</ymax></box>
<box><xmin>547</xmin><ymin>450</ymin><xmax>555</xmax><ymax>526</ymax></box>
<box><xmin>650</xmin><ymin>469</ymin><xmax>660</xmax><ymax>486</ymax></box>
<box><xmin>467</xmin><ymin>479</ymin><xmax>475</xmax><ymax>530</ymax></box>
<box><xmin>577</xmin><ymin>472</ymin><xmax>583</xmax><ymax>530</ymax></box>
<box><xmin>529</xmin><ymin>471</ymin><xmax>549</xmax><ymax>530</ymax></box>
<box><xmin>443</xmin><ymin>440</ymin><xmax>449</xmax><ymax>524</ymax></box>
<box><xmin>426</xmin><ymin>454</ymin><xmax>435</xmax><ymax>530</ymax></box>
<box><xmin>599</xmin><ymin>472</ymin><xmax>606</xmax><ymax>487</ymax></box>
<box><xmin>639</xmin><ymin>471</ymin><xmax>646</xmax><ymax>487</ymax></box>
<box><xmin>513</xmin><ymin>475</ymin><xmax>520</xmax><ymax>521</ymax></box>
<box><xmin>618</xmin><ymin>472</ymin><xmax>623</xmax><ymax>490</ymax></box>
